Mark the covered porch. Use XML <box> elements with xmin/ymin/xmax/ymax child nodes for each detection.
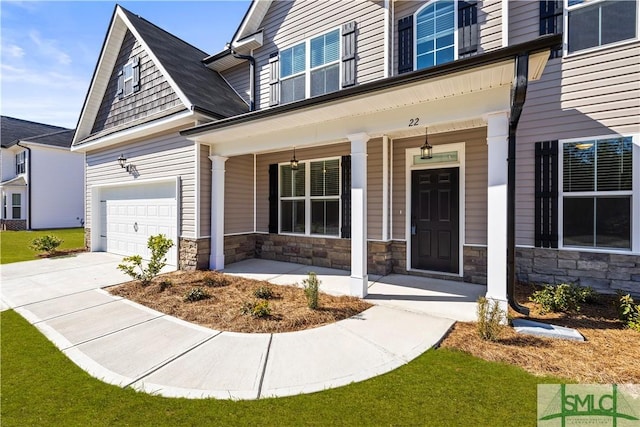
<box><xmin>223</xmin><ymin>258</ymin><xmax>485</xmax><ymax>322</ymax></box>
<box><xmin>182</xmin><ymin>37</ymin><xmax>558</xmax><ymax>311</ymax></box>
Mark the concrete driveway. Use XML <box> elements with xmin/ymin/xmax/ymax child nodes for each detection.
<box><xmin>1</xmin><ymin>252</ymin><xmax>131</xmax><ymax>310</ymax></box>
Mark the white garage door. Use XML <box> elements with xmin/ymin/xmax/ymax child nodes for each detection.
<box><xmin>101</xmin><ymin>198</ymin><xmax>178</xmax><ymax>266</ymax></box>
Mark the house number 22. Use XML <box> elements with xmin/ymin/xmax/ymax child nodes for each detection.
<box><xmin>408</xmin><ymin>118</ymin><xmax>420</xmax><ymax>127</ymax></box>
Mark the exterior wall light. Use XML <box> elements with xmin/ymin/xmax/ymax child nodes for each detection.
<box><xmin>420</xmin><ymin>128</ymin><xmax>433</xmax><ymax>160</ymax></box>
<box><xmin>290</xmin><ymin>147</ymin><xmax>299</xmax><ymax>170</ymax></box>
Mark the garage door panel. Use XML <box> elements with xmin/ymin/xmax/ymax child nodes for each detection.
<box><xmin>103</xmin><ymin>197</ymin><xmax>177</xmax><ymax>266</ymax></box>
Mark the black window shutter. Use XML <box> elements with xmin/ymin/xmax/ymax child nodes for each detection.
<box><xmin>458</xmin><ymin>1</ymin><xmax>478</xmax><ymax>56</ymax></box>
<box><xmin>398</xmin><ymin>16</ymin><xmax>413</xmax><ymax>74</ymax></box>
<box><xmin>268</xmin><ymin>164</ymin><xmax>279</xmax><ymax>233</ymax></box>
<box><xmin>117</xmin><ymin>69</ymin><xmax>124</xmax><ymax>100</ymax></box>
<box><xmin>269</xmin><ymin>52</ymin><xmax>279</xmax><ymax>107</ymax></box>
<box><xmin>539</xmin><ymin>1</ymin><xmax>563</xmax><ymax>58</ymax></box>
<box><xmin>342</xmin><ymin>21</ymin><xmax>357</xmax><ymax>88</ymax></box>
<box><xmin>341</xmin><ymin>155</ymin><xmax>351</xmax><ymax>239</ymax></box>
<box><xmin>534</xmin><ymin>141</ymin><xmax>558</xmax><ymax>248</ymax></box>
<box><xmin>132</xmin><ymin>57</ymin><xmax>140</xmax><ymax>92</ymax></box>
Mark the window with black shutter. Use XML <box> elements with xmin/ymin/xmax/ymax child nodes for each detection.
<box><xmin>458</xmin><ymin>1</ymin><xmax>478</xmax><ymax>57</ymax></box>
<box><xmin>534</xmin><ymin>141</ymin><xmax>558</xmax><ymax>248</ymax></box>
<box><xmin>540</xmin><ymin>1</ymin><xmax>563</xmax><ymax>58</ymax></box>
<box><xmin>397</xmin><ymin>16</ymin><xmax>413</xmax><ymax>74</ymax></box>
<box><xmin>342</xmin><ymin>21</ymin><xmax>356</xmax><ymax>88</ymax></box>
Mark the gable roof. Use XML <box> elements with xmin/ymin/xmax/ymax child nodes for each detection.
<box><xmin>1</xmin><ymin>116</ymin><xmax>73</xmax><ymax>149</ymax></box>
<box><xmin>73</xmin><ymin>4</ymin><xmax>248</xmax><ymax>145</ymax></box>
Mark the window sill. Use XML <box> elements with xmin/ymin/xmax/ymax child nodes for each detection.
<box><xmin>278</xmin><ymin>232</ymin><xmax>342</xmax><ymax>239</ymax></box>
<box><xmin>564</xmin><ymin>37</ymin><xmax>639</xmax><ymax>60</ymax></box>
<box><xmin>560</xmin><ymin>245</ymin><xmax>637</xmax><ymax>256</ymax></box>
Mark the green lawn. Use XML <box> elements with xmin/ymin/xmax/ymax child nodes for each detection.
<box><xmin>1</xmin><ymin>310</ymin><xmax>564</xmax><ymax>426</ymax></box>
<box><xmin>0</xmin><ymin>228</ymin><xmax>85</xmax><ymax>264</ymax></box>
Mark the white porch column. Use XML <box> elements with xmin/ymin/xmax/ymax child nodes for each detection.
<box><xmin>209</xmin><ymin>155</ymin><xmax>228</xmax><ymax>270</ymax></box>
<box><xmin>486</xmin><ymin>112</ymin><xmax>509</xmax><ymax>312</ymax></box>
<box><xmin>348</xmin><ymin>133</ymin><xmax>369</xmax><ymax>297</ymax></box>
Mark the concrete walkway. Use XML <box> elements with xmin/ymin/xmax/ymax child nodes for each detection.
<box><xmin>1</xmin><ymin>254</ymin><xmax>484</xmax><ymax>400</ymax></box>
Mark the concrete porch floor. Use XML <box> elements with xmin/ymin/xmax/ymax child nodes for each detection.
<box><xmin>223</xmin><ymin>259</ymin><xmax>486</xmax><ymax>322</ymax></box>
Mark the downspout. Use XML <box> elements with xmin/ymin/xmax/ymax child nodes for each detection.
<box><xmin>16</xmin><ymin>141</ymin><xmax>32</xmax><ymax>230</ymax></box>
<box><xmin>229</xmin><ymin>47</ymin><xmax>256</xmax><ymax>112</ymax></box>
<box><xmin>507</xmin><ymin>53</ymin><xmax>530</xmax><ymax>315</ymax></box>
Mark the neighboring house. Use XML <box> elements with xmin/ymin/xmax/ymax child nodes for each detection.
<box><xmin>72</xmin><ymin>1</ymin><xmax>639</xmax><ymax>308</ymax></box>
<box><xmin>1</xmin><ymin>116</ymin><xmax>84</xmax><ymax>230</ymax></box>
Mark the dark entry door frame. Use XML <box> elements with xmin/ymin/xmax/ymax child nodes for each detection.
<box><xmin>405</xmin><ymin>143</ymin><xmax>465</xmax><ymax>276</ymax></box>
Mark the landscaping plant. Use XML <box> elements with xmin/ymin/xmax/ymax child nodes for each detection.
<box><xmin>476</xmin><ymin>296</ymin><xmax>504</xmax><ymax>341</ymax></box>
<box><xmin>617</xmin><ymin>293</ymin><xmax>640</xmax><ymax>332</ymax></box>
<box><xmin>241</xmin><ymin>300</ymin><xmax>271</xmax><ymax>318</ymax></box>
<box><xmin>183</xmin><ymin>287</ymin><xmax>210</xmax><ymax>302</ymax></box>
<box><xmin>529</xmin><ymin>283</ymin><xmax>597</xmax><ymax>314</ymax></box>
<box><xmin>29</xmin><ymin>234</ymin><xmax>63</xmax><ymax>255</ymax></box>
<box><xmin>253</xmin><ymin>285</ymin><xmax>274</xmax><ymax>300</ymax></box>
<box><xmin>117</xmin><ymin>234</ymin><xmax>174</xmax><ymax>286</ymax></box>
<box><xmin>302</xmin><ymin>272</ymin><xmax>320</xmax><ymax>309</ymax></box>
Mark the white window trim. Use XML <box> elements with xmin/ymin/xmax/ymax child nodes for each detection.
<box><xmin>413</xmin><ymin>0</ymin><xmax>459</xmax><ymax>71</ymax></box>
<box><xmin>563</xmin><ymin>0</ymin><xmax>640</xmax><ymax>58</ymax></box>
<box><xmin>15</xmin><ymin>151</ymin><xmax>26</xmax><ymax>175</ymax></box>
<box><xmin>278</xmin><ymin>156</ymin><xmax>342</xmax><ymax>238</ymax></box>
<box><xmin>123</xmin><ymin>60</ymin><xmax>134</xmax><ymax>97</ymax></box>
<box><xmin>558</xmin><ymin>134</ymin><xmax>640</xmax><ymax>254</ymax></box>
<box><xmin>11</xmin><ymin>192</ymin><xmax>22</xmax><ymax>220</ymax></box>
<box><xmin>404</xmin><ymin>142</ymin><xmax>466</xmax><ymax>277</ymax></box>
<box><xmin>280</xmin><ymin>27</ymin><xmax>342</xmax><ymax>102</ymax></box>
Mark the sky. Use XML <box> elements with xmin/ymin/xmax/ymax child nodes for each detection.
<box><xmin>0</xmin><ymin>0</ymin><xmax>251</xmax><ymax>129</ymax></box>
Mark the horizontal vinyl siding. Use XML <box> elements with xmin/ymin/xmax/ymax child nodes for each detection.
<box><xmin>85</xmin><ymin>132</ymin><xmax>196</xmax><ymax>237</ymax></box>
<box><xmin>91</xmin><ymin>30</ymin><xmax>182</xmax><ymax>135</ymax></box>
<box><xmin>254</xmin><ymin>0</ymin><xmax>385</xmax><ymax>110</ymax></box>
<box><xmin>391</xmin><ymin>128</ymin><xmax>487</xmax><ymax>244</ymax></box>
<box><xmin>478</xmin><ymin>0</ymin><xmax>503</xmax><ymax>53</ymax></box>
<box><xmin>515</xmin><ymin>41</ymin><xmax>640</xmax><ymax>246</ymax></box>
<box><xmin>221</xmin><ymin>62</ymin><xmax>251</xmax><ymax>108</ymax></box>
<box><xmin>509</xmin><ymin>0</ymin><xmax>538</xmax><ymax>46</ymax></box>
<box><xmin>225</xmin><ymin>154</ymin><xmax>254</xmax><ymax>234</ymax></box>
<box><xmin>199</xmin><ymin>145</ymin><xmax>211</xmax><ymax>237</ymax></box>
<box><xmin>255</xmin><ymin>143</ymin><xmax>350</xmax><ymax>233</ymax></box>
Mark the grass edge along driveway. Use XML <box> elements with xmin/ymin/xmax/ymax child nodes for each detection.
<box><xmin>1</xmin><ymin>310</ymin><xmax>565</xmax><ymax>426</ymax></box>
<box><xmin>0</xmin><ymin>227</ymin><xmax>84</xmax><ymax>264</ymax></box>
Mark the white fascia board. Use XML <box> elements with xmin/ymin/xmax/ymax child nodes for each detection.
<box><xmin>71</xmin><ymin>110</ymin><xmax>196</xmax><ymax>153</ymax></box>
<box><xmin>19</xmin><ymin>142</ymin><xmax>74</xmax><ymax>152</ymax></box>
<box><xmin>234</xmin><ymin>0</ymin><xmax>272</xmax><ymax>42</ymax></box>
<box><xmin>232</xmin><ymin>31</ymin><xmax>263</xmax><ymax>51</ymax></box>
<box><xmin>73</xmin><ymin>16</ymin><xmax>128</xmax><ymax>145</ymax></box>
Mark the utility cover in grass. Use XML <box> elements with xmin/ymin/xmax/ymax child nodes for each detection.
<box><xmin>512</xmin><ymin>319</ymin><xmax>585</xmax><ymax>341</ymax></box>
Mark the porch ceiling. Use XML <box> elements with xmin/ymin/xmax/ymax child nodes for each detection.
<box><xmin>187</xmin><ymin>50</ymin><xmax>549</xmax><ymax>156</ymax></box>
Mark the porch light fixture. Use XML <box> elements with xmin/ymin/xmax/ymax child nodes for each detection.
<box><xmin>117</xmin><ymin>154</ymin><xmax>133</xmax><ymax>173</ymax></box>
<box><xmin>290</xmin><ymin>147</ymin><xmax>299</xmax><ymax>170</ymax></box>
<box><xmin>420</xmin><ymin>128</ymin><xmax>433</xmax><ymax>160</ymax></box>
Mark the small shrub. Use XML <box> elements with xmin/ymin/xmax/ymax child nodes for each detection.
<box><xmin>253</xmin><ymin>285</ymin><xmax>274</xmax><ymax>300</ymax></box>
<box><xmin>30</xmin><ymin>235</ymin><xmax>63</xmax><ymax>254</ymax></box>
<box><xmin>117</xmin><ymin>234</ymin><xmax>174</xmax><ymax>286</ymax></box>
<box><xmin>617</xmin><ymin>293</ymin><xmax>640</xmax><ymax>332</ymax></box>
<box><xmin>476</xmin><ymin>296</ymin><xmax>504</xmax><ymax>341</ymax></box>
<box><xmin>529</xmin><ymin>283</ymin><xmax>597</xmax><ymax>314</ymax></box>
<box><xmin>184</xmin><ymin>287</ymin><xmax>210</xmax><ymax>302</ymax></box>
<box><xmin>241</xmin><ymin>300</ymin><xmax>271</xmax><ymax>318</ymax></box>
<box><xmin>203</xmin><ymin>274</ymin><xmax>229</xmax><ymax>288</ymax></box>
<box><xmin>158</xmin><ymin>279</ymin><xmax>172</xmax><ymax>292</ymax></box>
<box><xmin>302</xmin><ymin>272</ymin><xmax>320</xmax><ymax>309</ymax></box>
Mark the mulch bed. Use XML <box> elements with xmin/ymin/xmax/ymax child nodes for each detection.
<box><xmin>440</xmin><ymin>283</ymin><xmax>640</xmax><ymax>383</ymax></box>
<box><xmin>108</xmin><ymin>270</ymin><xmax>372</xmax><ymax>334</ymax></box>
<box><xmin>37</xmin><ymin>248</ymin><xmax>86</xmax><ymax>258</ymax></box>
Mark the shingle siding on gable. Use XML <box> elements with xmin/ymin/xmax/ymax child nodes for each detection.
<box><xmin>91</xmin><ymin>30</ymin><xmax>183</xmax><ymax>136</ymax></box>
<box><xmin>253</xmin><ymin>0</ymin><xmax>385</xmax><ymax>110</ymax></box>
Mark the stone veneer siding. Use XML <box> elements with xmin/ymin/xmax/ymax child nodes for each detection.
<box><xmin>224</xmin><ymin>234</ymin><xmax>257</xmax><ymax>265</ymax></box>
<box><xmin>516</xmin><ymin>247</ymin><xmax>640</xmax><ymax>295</ymax></box>
<box><xmin>84</xmin><ymin>227</ymin><xmax>91</xmax><ymax>250</ymax></box>
<box><xmin>179</xmin><ymin>237</ymin><xmax>210</xmax><ymax>270</ymax></box>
